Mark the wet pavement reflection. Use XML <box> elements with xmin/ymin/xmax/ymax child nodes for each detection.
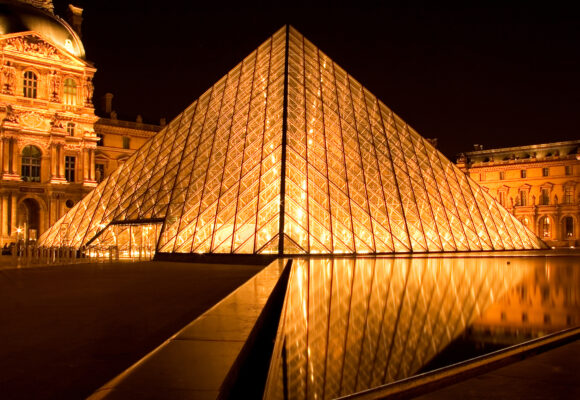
<box><xmin>264</xmin><ymin>256</ymin><xmax>580</xmax><ymax>399</ymax></box>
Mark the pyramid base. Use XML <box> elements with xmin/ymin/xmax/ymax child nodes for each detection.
<box><xmin>154</xmin><ymin>252</ymin><xmax>278</xmax><ymax>266</ymax></box>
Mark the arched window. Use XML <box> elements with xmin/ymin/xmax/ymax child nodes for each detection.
<box><xmin>21</xmin><ymin>145</ymin><xmax>41</xmax><ymax>182</ymax></box>
<box><xmin>23</xmin><ymin>71</ymin><xmax>38</xmax><ymax>98</ymax></box>
<box><xmin>63</xmin><ymin>78</ymin><xmax>77</xmax><ymax>105</ymax></box>
<box><xmin>564</xmin><ymin>217</ymin><xmax>574</xmax><ymax>239</ymax></box>
<box><xmin>540</xmin><ymin>216</ymin><xmax>551</xmax><ymax>238</ymax></box>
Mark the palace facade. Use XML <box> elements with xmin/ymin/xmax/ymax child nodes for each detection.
<box><xmin>0</xmin><ymin>0</ymin><xmax>159</xmax><ymax>245</ymax></box>
<box><xmin>457</xmin><ymin>140</ymin><xmax>580</xmax><ymax>248</ymax></box>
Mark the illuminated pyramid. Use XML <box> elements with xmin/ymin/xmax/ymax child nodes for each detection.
<box><xmin>38</xmin><ymin>26</ymin><xmax>546</xmax><ymax>255</ymax></box>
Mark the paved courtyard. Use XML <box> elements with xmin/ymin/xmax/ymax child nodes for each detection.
<box><xmin>0</xmin><ymin>259</ymin><xmax>263</xmax><ymax>399</ymax></box>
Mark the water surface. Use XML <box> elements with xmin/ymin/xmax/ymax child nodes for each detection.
<box><xmin>264</xmin><ymin>255</ymin><xmax>579</xmax><ymax>399</ymax></box>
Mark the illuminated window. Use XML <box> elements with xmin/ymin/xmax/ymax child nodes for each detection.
<box><xmin>65</xmin><ymin>156</ymin><xmax>76</xmax><ymax>182</ymax></box>
<box><xmin>23</xmin><ymin>71</ymin><xmax>37</xmax><ymax>98</ymax></box>
<box><xmin>564</xmin><ymin>187</ymin><xmax>573</xmax><ymax>205</ymax></box>
<box><xmin>540</xmin><ymin>188</ymin><xmax>550</xmax><ymax>205</ymax></box>
<box><xmin>542</xmin><ymin>167</ymin><xmax>549</xmax><ymax>177</ymax></box>
<box><xmin>122</xmin><ymin>136</ymin><xmax>130</xmax><ymax>149</ymax></box>
<box><xmin>63</xmin><ymin>78</ymin><xmax>77</xmax><ymax>105</ymax></box>
<box><xmin>520</xmin><ymin>169</ymin><xmax>526</xmax><ymax>178</ymax></box>
<box><xmin>565</xmin><ymin>165</ymin><xmax>573</xmax><ymax>176</ymax></box>
<box><xmin>66</xmin><ymin>122</ymin><xmax>75</xmax><ymax>136</ymax></box>
<box><xmin>564</xmin><ymin>217</ymin><xmax>574</xmax><ymax>238</ymax></box>
<box><xmin>21</xmin><ymin>145</ymin><xmax>41</xmax><ymax>182</ymax></box>
<box><xmin>540</xmin><ymin>216</ymin><xmax>550</xmax><ymax>238</ymax></box>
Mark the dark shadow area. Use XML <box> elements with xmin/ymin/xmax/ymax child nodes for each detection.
<box><xmin>0</xmin><ymin>261</ymin><xmax>263</xmax><ymax>400</ymax></box>
<box><xmin>224</xmin><ymin>259</ymin><xmax>291</xmax><ymax>399</ymax></box>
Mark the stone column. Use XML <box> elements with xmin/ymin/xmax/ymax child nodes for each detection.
<box><xmin>58</xmin><ymin>145</ymin><xmax>65</xmax><ymax>178</ymax></box>
<box><xmin>83</xmin><ymin>148</ymin><xmax>89</xmax><ymax>181</ymax></box>
<box><xmin>10</xmin><ymin>138</ymin><xmax>17</xmax><ymax>175</ymax></box>
<box><xmin>1</xmin><ymin>195</ymin><xmax>8</xmax><ymax>237</ymax></box>
<box><xmin>0</xmin><ymin>139</ymin><xmax>4</xmax><ymax>177</ymax></box>
<box><xmin>3</xmin><ymin>139</ymin><xmax>10</xmax><ymax>174</ymax></box>
<box><xmin>50</xmin><ymin>145</ymin><xmax>57</xmax><ymax>178</ymax></box>
<box><xmin>10</xmin><ymin>194</ymin><xmax>17</xmax><ymax>238</ymax></box>
<box><xmin>89</xmin><ymin>149</ymin><xmax>95</xmax><ymax>181</ymax></box>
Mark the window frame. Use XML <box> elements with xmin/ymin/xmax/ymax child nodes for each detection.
<box><xmin>21</xmin><ymin>145</ymin><xmax>41</xmax><ymax>182</ymax></box>
<box><xmin>63</xmin><ymin>78</ymin><xmax>77</xmax><ymax>106</ymax></box>
<box><xmin>64</xmin><ymin>155</ymin><xmax>76</xmax><ymax>183</ymax></box>
<box><xmin>66</xmin><ymin>122</ymin><xmax>75</xmax><ymax>136</ymax></box>
<box><xmin>23</xmin><ymin>70</ymin><xmax>38</xmax><ymax>99</ymax></box>
<box><xmin>542</xmin><ymin>167</ymin><xmax>549</xmax><ymax>177</ymax></box>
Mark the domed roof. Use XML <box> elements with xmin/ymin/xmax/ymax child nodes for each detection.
<box><xmin>0</xmin><ymin>0</ymin><xmax>85</xmax><ymax>59</ymax></box>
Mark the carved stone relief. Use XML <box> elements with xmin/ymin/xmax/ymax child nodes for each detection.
<box><xmin>4</xmin><ymin>36</ymin><xmax>64</xmax><ymax>61</ymax></box>
<box><xmin>2</xmin><ymin>62</ymin><xmax>16</xmax><ymax>95</ymax></box>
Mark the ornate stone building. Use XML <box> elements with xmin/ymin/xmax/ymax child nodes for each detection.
<box><xmin>93</xmin><ymin>95</ymin><xmax>162</xmax><ymax>182</ymax></box>
<box><xmin>0</xmin><ymin>0</ymin><xmax>159</xmax><ymax>245</ymax></box>
<box><xmin>457</xmin><ymin>140</ymin><xmax>580</xmax><ymax>248</ymax></box>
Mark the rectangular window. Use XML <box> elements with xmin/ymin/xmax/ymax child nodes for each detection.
<box><xmin>95</xmin><ymin>163</ymin><xmax>105</xmax><ymax>182</ymax></box>
<box><xmin>520</xmin><ymin>169</ymin><xmax>527</xmax><ymax>178</ymax></box>
<box><xmin>66</xmin><ymin>122</ymin><xmax>75</xmax><ymax>136</ymax></box>
<box><xmin>565</xmin><ymin>187</ymin><xmax>574</xmax><ymax>205</ymax></box>
<box><xmin>499</xmin><ymin>171</ymin><xmax>505</xmax><ymax>180</ymax></box>
<box><xmin>542</xmin><ymin>167</ymin><xmax>549</xmax><ymax>177</ymax></box>
<box><xmin>96</xmin><ymin>133</ymin><xmax>104</xmax><ymax>147</ymax></box>
<box><xmin>566</xmin><ymin>165</ymin><xmax>573</xmax><ymax>176</ymax></box>
<box><xmin>541</xmin><ymin>188</ymin><xmax>550</xmax><ymax>205</ymax></box>
<box><xmin>519</xmin><ymin>190</ymin><xmax>527</xmax><ymax>206</ymax></box>
<box><xmin>65</xmin><ymin>156</ymin><xmax>75</xmax><ymax>182</ymax></box>
<box><xmin>122</xmin><ymin>136</ymin><xmax>130</xmax><ymax>149</ymax></box>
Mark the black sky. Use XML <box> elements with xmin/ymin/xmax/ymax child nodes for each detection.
<box><xmin>52</xmin><ymin>0</ymin><xmax>579</xmax><ymax>158</ymax></box>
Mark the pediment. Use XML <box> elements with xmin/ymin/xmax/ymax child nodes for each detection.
<box><xmin>0</xmin><ymin>32</ymin><xmax>87</xmax><ymax>67</ymax></box>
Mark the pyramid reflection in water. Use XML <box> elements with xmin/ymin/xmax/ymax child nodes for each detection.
<box><xmin>38</xmin><ymin>26</ymin><xmax>545</xmax><ymax>254</ymax></box>
<box><xmin>264</xmin><ymin>257</ymin><xmax>531</xmax><ymax>399</ymax></box>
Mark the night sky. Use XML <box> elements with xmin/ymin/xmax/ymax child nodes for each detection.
<box><xmin>52</xmin><ymin>1</ymin><xmax>579</xmax><ymax>159</ymax></box>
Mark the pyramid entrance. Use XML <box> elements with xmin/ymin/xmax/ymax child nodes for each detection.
<box><xmin>39</xmin><ymin>26</ymin><xmax>546</xmax><ymax>256</ymax></box>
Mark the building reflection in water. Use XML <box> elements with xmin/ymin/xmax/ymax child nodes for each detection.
<box><xmin>264</xmin><ymin>257</ymin><xmax>580</xmax><ymax>399</ymax></box>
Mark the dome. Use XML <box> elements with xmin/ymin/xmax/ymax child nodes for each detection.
<box><xmin>0</xmin><ymin>0</ymin><xmax>85</xmax><ymax>59</ymax></box>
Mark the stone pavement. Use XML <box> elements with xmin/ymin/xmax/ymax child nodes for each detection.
<box><xmin>414</xmin><ymin>338</ymin><xmax>580</xmax><ymax>400</ymax></box>
<box><xmin>0</xmin><ymin>260</ymin><xmax>263</xmax><ymax>400</ymax></box>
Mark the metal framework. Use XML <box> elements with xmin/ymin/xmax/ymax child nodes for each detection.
<box><xmin>38</xmin><ymin>26</ymin><xmax>546</xmax><ymax>254</ymax></box>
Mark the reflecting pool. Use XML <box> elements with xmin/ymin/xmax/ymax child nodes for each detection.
<box><xmin>264</xmin><ymin>255</ymin><xmax>580</xmax><ymax>399</ymax></box>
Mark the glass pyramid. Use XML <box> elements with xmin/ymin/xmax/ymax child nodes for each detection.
<box><xmin>38</xmin><ymin>26</ymin><xmax>546</xmax><ymax>255</ymax></box>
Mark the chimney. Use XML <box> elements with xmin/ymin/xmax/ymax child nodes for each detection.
<box><xmin>67</xmin><ymin>5</ymin><xmax>84</xmax><ymax>38</ymax></box>
<box><xmin>102</xmin><ymin>93</ymin><xmax>114</xmax><ymax>115</ymax></box>
<box><xmin>136</xmin><ymin>115</ymin><xmax>143</xmax><ymax>123</ymax></box>
<box><xmin>160</xmin><ymin>117</ymin><xmax>166</xmax><ymax>127</ymax></box>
